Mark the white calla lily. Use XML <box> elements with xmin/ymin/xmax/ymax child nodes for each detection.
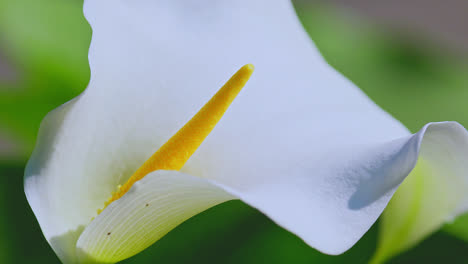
<box><xmin>24</xmin><ymin>1</ymin><xmax>468</xmax><ymax>263</ymax></box>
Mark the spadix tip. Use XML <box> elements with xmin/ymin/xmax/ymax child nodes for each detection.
<box><xmin>243</xmin><ymin>64</ymin><xmax>255</xmax><ymax>72</ymax></box>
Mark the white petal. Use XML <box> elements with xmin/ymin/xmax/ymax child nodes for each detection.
<box><xmin>373</xmin><ymin>122</ymin><xmax>468</xmax><ymax>263</ymax></box>
<box><xmin>24</xmin><ymin>97</ymin><xmax>88</xmax><ymax>263</ymax></box>
<box><xmin>76</xmin><ymin>170</ymin><xmax>235</xmax><ymax>263</ymax></box>
<box><xmin>222</xmin><ymin>121</ymin><xmax>468</xmax><ymax>255</ymax></box>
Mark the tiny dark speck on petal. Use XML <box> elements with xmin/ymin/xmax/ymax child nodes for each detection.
<box><xmin>145</xmin><ymin>203</ymin><xmax>149</xmax><ymax>207</ymax></box>
<box><xmin>107</xmin><ymin>232</ymin><xmax>111</xmax><ymax>236</ymax></box>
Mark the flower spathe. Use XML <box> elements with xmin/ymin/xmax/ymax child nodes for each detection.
<box><xmin>25</xmin><ymin>0</ymin><xmax>468</xmax><ymax>263</ymax></box>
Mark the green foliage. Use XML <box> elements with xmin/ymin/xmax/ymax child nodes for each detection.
<box><xmin>0</xmin><ymin>0</ymin><xmax>91</xmax><ymax>159</ymax></box>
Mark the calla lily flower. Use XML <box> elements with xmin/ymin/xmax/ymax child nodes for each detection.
<box><xmin>25</xmin><ymin>1</ymin><xmax>468</xmax><ymax>263</ymax></box>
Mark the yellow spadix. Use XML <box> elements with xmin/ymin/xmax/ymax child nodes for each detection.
<box><xmin>100</xmin><ymin>64</ymin><xmax>254</xmax><ymax>212</ymax></box>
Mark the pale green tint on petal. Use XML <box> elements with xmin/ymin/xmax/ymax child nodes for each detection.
<box><xmin>372</xmin><ymin>123</ymin><xmax>468</xmax><ymax>263</ymax></box>
<box><xmin>371</xmin><ymin>160</ymin><xmax>427</xmax><ymax>263</ymax></box>
<box><xmin>76</xmin><ymin>170</ymin><xmax>235</xmax><ymax>264</ymax></box>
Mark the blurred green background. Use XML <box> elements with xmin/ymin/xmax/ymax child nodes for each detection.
<box><xmin>1</xmin><ymin>0</ymin><xmax>468</xmax><ymax>263</ymax></box>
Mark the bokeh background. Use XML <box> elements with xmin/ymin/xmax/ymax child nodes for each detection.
<box><xmin>1</xmin><ymin>0</ymin><xmax>468</xmax><ymax>263</ymax></box>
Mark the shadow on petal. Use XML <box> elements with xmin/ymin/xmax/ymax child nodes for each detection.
<box><xmin>49</xmin><ymin>224</ymin><xmax>86</xmax><ymax>264</ymax></box>
<box><xmin>348</xmin><ymin>137</ymin><xmax>419</xmax><ymax>210</ymax></box>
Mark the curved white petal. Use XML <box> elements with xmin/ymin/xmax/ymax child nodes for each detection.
<box><xmin>372</xmin><ymin>122</ymin><xmax>468</xmax><ymax>263</ymax></box>
<box><xmin>24</xmin><ymin>97</ymin><xmax>87</xmax><ymax>263</ymax></box>
<box><xmin>76</xmin><ymin>170</ymin><xmax>234</xmax><ymax>263</ymax></box>
<box><xmin>202</xmin><ymin>122</ymin><xmax>468</xmax><ymax>255</ymax></box>
<box><xmin>25</xmin><ymin>0</ymin><xmax>468</xmax><ymax>262</ymax></box>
